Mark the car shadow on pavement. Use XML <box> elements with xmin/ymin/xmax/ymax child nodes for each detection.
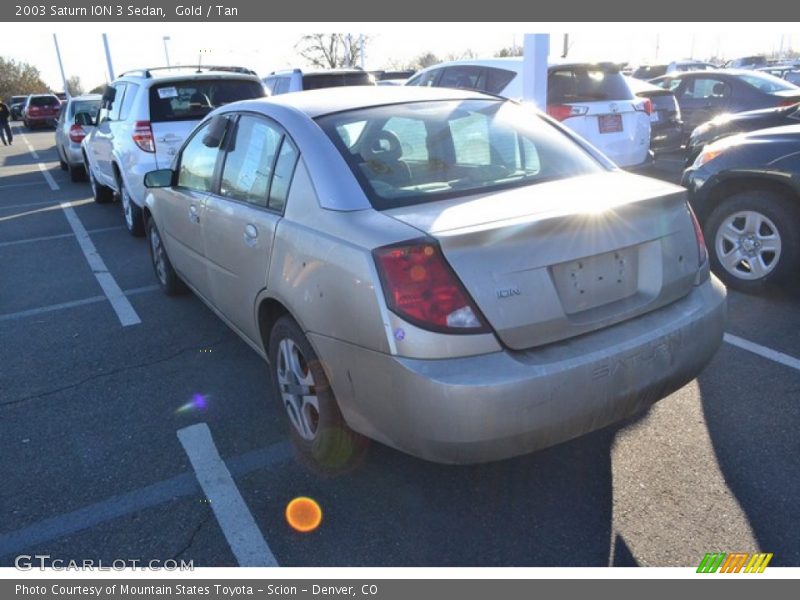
<box><xmin>696</xmin><ymin>345</ymin><xmax>800</xmax><ymax>566</ymax></box>
<box><xmin>274</xmin><ymin>415</ymin><xmax>644</xmax><ymax>567</ymax></box>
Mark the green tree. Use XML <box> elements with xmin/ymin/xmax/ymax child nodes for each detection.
<box><xmin>0</xmin><ymin>57</ymin><xmax>49</xmax><ymax>102</ymax></box>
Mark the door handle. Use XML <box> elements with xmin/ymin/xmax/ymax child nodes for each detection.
<box><xmin>189</xmin><ymin>204</ymin><xmax>200</xmax><ymax>223</ymax></box>
<box><xmin>243</xmin><ymin>224</ymin><xmax>258</xmax><ymax>247</ymax></box>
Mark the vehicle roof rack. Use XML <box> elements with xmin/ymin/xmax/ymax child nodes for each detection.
<box><xmin>119</xmin><ymin>65</ymin><xmax>257</xmax><ymax>78</ymax></box>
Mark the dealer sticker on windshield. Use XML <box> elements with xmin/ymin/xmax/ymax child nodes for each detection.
<box><xmin>157</xmin><ymin>87</ymin><xmax>178</xmax><ymax>99</ymax></box>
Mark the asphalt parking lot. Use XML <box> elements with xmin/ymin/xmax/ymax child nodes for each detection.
<box><xmin>1</xmin><ymin>127</ymin><xmax>799</xmax><ymax>568</ymax></box>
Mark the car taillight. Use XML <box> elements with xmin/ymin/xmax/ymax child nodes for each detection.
<box><xmin>132</xmin><ymin>121</ymin><xmax>155</xmax><ymax>153</ymax></box>
<box><xmin>69</xmin><ymin>124</ymin><xmax>86</xmax><ymax>143</ymax></box>
<box><xmin>777</xmin><ymin>99</ymin><xmax>800</xmax><ymax>108</ymax></box>
<box><xmin>546</xmin><ymin>104</ymin><xmax>589</xmax><ymax>121</ymax></box>
<box><xmin>29</xmin><ymin>106</ymin><xmax>40</xmax><ymax>114</ymax></box>
<box><xmin>688</xmin><ymin>204</ymin><xmax>708</xmax><ymax>267</ymax></box>
<box><xmin>373</xmin><ymin>240</ymin><xmax>489</xmax><ymax>334</ymax></box>
<box><xmin>635</xmin><ymin>98</ymin><xmax>653</xmax><ymax>115</ymax></box>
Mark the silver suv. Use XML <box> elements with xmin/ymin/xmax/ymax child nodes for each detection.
<box><xmin>262</xmin><ymin>68</ymin><xmax>375</xmax><ymax>95</ymax></box>
<box><xmin>82</xmin><ymin>66</ymin><xmax>265</xmax><ymax>235</ymax></box>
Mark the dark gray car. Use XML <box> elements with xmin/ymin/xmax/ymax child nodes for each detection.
<box><xmin>650</xmin><ymin>70</ymin><xmax>800</xmax><ymax>139</ymax></box>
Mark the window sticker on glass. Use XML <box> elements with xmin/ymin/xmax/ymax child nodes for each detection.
<box><xmin>157</xmin><ymin>87</ymin><xmax>178</xmax><ymax>99</ymax></box>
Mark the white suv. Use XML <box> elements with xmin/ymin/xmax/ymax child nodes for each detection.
<box><xmin>82</xmin><ymin>66</ymin><xmax>265</xmax><ymax>235</ymax></box>
<box><xmin>406</xmin><ymin>58</ymin><xmax>652</xmax><ymax>168</ymax></box>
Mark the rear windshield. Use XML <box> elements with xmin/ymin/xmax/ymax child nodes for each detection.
<box><xmin>316</xmin><ymin>99</ymin><xmax>603</xmax><ymax>210</ymax></box>
<box><xmin>30</xmin><ymin>96</ymin><xmax>59</xmax><ymax>107</ymax></box>
<box><xmin>632</xmin><ymin>65</ymin><xmax>668</xmax><ymax>79</ymax></box>
<box><xmin>738</xmin><ymin>72</ymin><xmax>799</xmax><ymax>93</ymax></box>
<box><xmin>548</xmin><ymin>67</ymin><xmax>634</xmax><ymax>103</ymax></box>
<box><xmin>70</xmin><ymin>99</ymin><xmax>101</xmax><ymax>119</ymax></box>
<box><xmin>148</xmin><ymin>79</ymin><xmax>264</xmax><ymax>123</ymax></box>
<box><xmin>436</xmin><ymin>65</ymin><xmax>517</xmax><ymax>95</ymax></box>
<box><xmin>302</xmin><ymin>72</ymin><xmax>374</xmax><ymax>90</ymax></box>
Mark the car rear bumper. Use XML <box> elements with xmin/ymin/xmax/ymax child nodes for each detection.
<box><xmin>311</xmin><ymin>275</ymin><xmax>726</xmax><ymax>464</ymax></box>
<box><xmin>651</xmin><ymin>123</ymin><xmax>684</xmax><ymax>153</ymax></box>
<box><xmin>25</xmin><ymin>115</ymin><xmax>58</xmax><ymax>125</ymax></box>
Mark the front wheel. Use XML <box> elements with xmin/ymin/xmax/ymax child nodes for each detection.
<box><xmin>147</xmin><ymin>218</ymin><xmax>187</xmax><ymax>296</ymax></box>
<box><xmin>268</xmin><ymin>316</ymin><xmax>367</xmax><ymax>471</ymax></box>
<box><xmin>704</xmin><ymin>190</ymin><xmax>800</xmax><ymax>293</ymax></box>
<box><xmin>118</xmin><ymin>178</ymin><xmax>145</xmax><ymax>237</ymax></box>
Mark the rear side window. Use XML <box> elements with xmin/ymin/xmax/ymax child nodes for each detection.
<box><xmin>406</xmin><ymin>69</ymin><xmax>441</xmax><ymax>87</ymax></box>
<box><xmin>149</xmin><ymin>79</ymin><xmax>264</xmax><ymax>123</ymax></box>
<box><xmin>739</xmin><ymin>72</ymin><xmax>798</xmax><ymax>93</ymax></box>
<box><xmin>268</xmin><ymin>139</ymin><xmax>299</xmax><ymax>212</ymax></box>
<box><xmin>302</xmin><ymin>72</ymin><xmax>373</xmax><ymax>90</ymax></box>
<box><xmin>219</xmin><ymin>115</ymin><xmax>283</xmax><ymax>207</ymax></box>
<box><xmin>680</xmin><ymin>78</ymin><xmax>731</xmax><ymax>99</ymax></box>
<box><xmin>317</xmin><ymin>99</ymin><xmax>603</xmax><ymax>210</ymax></box>
<box><xmin>548</xmin><ymin>67</ymin><xmax>634</xmax><ymax>104</ymax></box>
<box><xmin>118</xmin><ymin>84</ymin><xmax>139</xmax><ymax>120</ymax></box>
<box><xmin>30</xmin><ymin>95</ymin><xmax>59</xmax><ymax>107</ymax></box>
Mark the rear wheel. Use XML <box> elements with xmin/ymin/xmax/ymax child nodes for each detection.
<box><xmin>118</xmin><ymin>176</ymin><xmax>145</xmax><ymax>237</ymax></box>
<box><xmin>68</xmin><ymin>162</ymin><xmax>86</xmax><ymax>182</ymax></box>
<box><xmin>147</xmin><ymin>218</ymin><xmax>187</xmax><ymax>295</ymax></box>
<box><xmin>704</xmin><ymin>190</ymin><xmax>800</xmax><ymax>293</ymax></box>
<box><xmin>58</xmin><ymin>148</ymin><xmax>68</xmax><ymax>171</ymax></box>
<box><xmin>268</xmin><ymin>316</ymin><xmax>367</xmax><ymax>471</ymax></box>
<box><xmin>87</xmin><ymin>161</ymin><xmax>114</xmax><ymax>204</ymax></box>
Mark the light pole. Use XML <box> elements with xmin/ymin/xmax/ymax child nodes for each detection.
<box><xmin>163</xmin><ymin>36</ymin><xmax>171</xmax><ymax>67</ymax></box>
<box><xmin>52</xmin><ymin>34</ymin><xmax>69</xmax><ymax>97</ymax></box>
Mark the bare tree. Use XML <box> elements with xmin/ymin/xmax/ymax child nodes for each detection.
<box><xmin>495</xmin><ymin>46</ymin><xmax>523</xmax><ymax>58</ymax></box>
<box><xmin>66</xmin><ymin>75</ymin><xmax>84</xmax><ymax>97</ymax></box>
<box><xmin>295</xmin><ymin>34</ymin><xmax>366</xmax><ymax>69</ymax></box>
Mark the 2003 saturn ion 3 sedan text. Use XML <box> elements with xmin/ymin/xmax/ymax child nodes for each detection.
<box><xmin>142</xmin><ymin>86</ymin><xmax>726</xmax><ymax>467</ymax></box>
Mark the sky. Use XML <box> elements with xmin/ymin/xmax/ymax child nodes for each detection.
<box><xmin>0</xmin><ymin>22</ymin><xmax>798</xmax><ymax>91</ymax></box>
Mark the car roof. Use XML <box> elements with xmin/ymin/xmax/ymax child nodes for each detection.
<box><xmin>416</xmin><ymin>57</ymin><xmax>624</xmax><ymax>73</ymax></box>
<box><xmin>236</xmin><ymin>85</ymin><xmax>499</xmax><ymax>118</ymax></box>
<box><xmin>116</xmin><ymin>68</ymin><xmax>260</xmax><ymax>84</ymax></box>
<box><xmin>68</xmin><ymin>94</ymin><xmax>102</xmax><ymax>101</ymax></box>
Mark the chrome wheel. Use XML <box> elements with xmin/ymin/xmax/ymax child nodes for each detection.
<box><xmin>276</xmin><ymin>338</ymin><xmax>320</xmax><ymax>441</ymax></box>
<box><xmin>149</xmin><ymin>225</ymin><xmax>167</xmax><ymax>285</ymax></box>
<box><xmin>715</xmin><ymin>210</ymin><xmax>782</xmax><ymax>281</ymax></box>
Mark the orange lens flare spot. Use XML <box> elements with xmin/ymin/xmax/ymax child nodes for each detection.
<box><xmin>285</xmin><ymin>497</ymin><xmax>323</xmax><ymax>533</ymax></box>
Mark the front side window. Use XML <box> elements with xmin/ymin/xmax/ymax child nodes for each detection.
<box><xmin>118</xmin><ymin>84</ymin><xmax>139</xmax><ymax>120</ymax></box>
<box><xmin>219</xmin><ymin>115</ymin><xmax>283</xmax><ymax>207</ymax></box>
<box><xmin>317</xmin><ymin>99</ymin><xmax>603</xmax><ymax>210</ymax></box>
<box><xmin>107</xmin><ymin>84</ymin><xmax>126</xmax><ymax>121</ymax></box>
<box><xmin>177</xmin><ymin>120</ymin><xmax>224</xmax><ymax>192</ymax></box>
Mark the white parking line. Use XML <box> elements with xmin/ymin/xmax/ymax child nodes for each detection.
<box><xmin>0</xmin><ymin>225</ymin><xmax>125</xmax><ymax>248</ymax></box>
<box><xmin>178</xmin><ymin>423</ymin><xmax>279</xmax><ymax>567</ymax></box>
<box><xmin>60</xmin><ymin>203</ymin><xmax>142</xmax><ymax>327</ymax></box>
<box><xmin>37</xmin><ymin>162</ymin><xmax>59</xmax><ymax>191</ymax></box>
<box><xmin>724</xmin><ymin>333</ymin><xmax>800</xmax><ymax>373</ymax></box>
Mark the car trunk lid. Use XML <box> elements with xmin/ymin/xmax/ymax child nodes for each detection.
<box><xmin>383</xmin><ymin>171</ymin><xmax>702</xmax><ymax>350</ymax></box>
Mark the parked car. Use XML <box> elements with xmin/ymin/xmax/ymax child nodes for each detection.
<box><xmin>683</xmin><ymin>124</ymin><xmax>800</xmax><ymax>292</ymax></box>
<box><xmin>82</xmin><ymin>66</ymin><xmax>265</xmax><ymax>236</ymax></box>
<box><xmin>9</xmin><ymin>95</ymin><xmax>27</xmax><ymax>120</ymax></box>
<box><xmin>263</xmin><ymin>68</ymin><xmax>375</xmax><ymax>95</ymax></box>
<box><xmin>406</xmin><ymin>58</ymin><xmax>652</xmax><ymax>168</ymax></box>
<box><xmin>625</xmin><ymin>76</ymin><xmax>683</xmax><ymax>153</ymax></box>
<box><xmin>631</xmin><ymin>61</ymin><xmax>717</xmax><ymax>80</ymax></box>
<box><xmin>22</xmin><ymin>94</ymin><xmax>61</xmax><ymax>129</ymax></box>
<box><xmin>55</xmin><ymin>94</ymin><xmax>102</xmax><ymax>182</ymax></box>
<box><xmin>142</xmin><ymin>86</ymin><xmax>725</xmax><ymax>467</ymax></box>
<box><xmin>370</xmin><ymin>69</ymin><xmax>417</xmax><ymax>82</ymax></box>
<box><xmin>650</xmin><ymin>70</ymin><xmax>800</xmax><ymax>140</ymax></box>
<box><xmin>685</xmin><ymin>102</ymin><xmax>800</xmax><ymax>164</ymax></box>
<box><xmin>724</xmin><ymin>56</ymin><xmax>768</xmax><ymax>70</ymax></box>
<box><xmin>757</xmin><ymin>66</ymin><xmax>800</xmax><ymax>86</ymax></box>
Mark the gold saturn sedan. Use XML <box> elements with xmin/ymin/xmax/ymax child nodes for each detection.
<box><xmin>142</xmin><ymin>86</ymin><xmax>726</xmax><ymax>467</ymax></box>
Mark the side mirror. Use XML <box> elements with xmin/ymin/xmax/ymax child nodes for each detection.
<box><xmin>101</xmin><ymin>86</ymin><xmax>116</xmax><ymax>104</ymax></box>
<box><xmin>144</xmin><ymin>169</ymin><xmax>174</xmax><ymax>188</ymax></box>
<box><xmin>74</xmin><ymin>112</ymin><xmax>94</xmax><ymax>127</ymax></box>
<box><xmin>201</xmin><ymin>114</ymin><xmax>230</xmax><ymax>148</ymax></box>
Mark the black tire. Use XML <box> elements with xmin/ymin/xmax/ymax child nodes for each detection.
<box><xmin>117</xmin><ymin>176</ymin><xmax>145</xmax><ymax>237</ymax></box>
<box><xmin>58</xmin><ymin>149</ymin><xmax>68</xmax><ymax>171</ymax></box>
<box><xmin>146</xmin><ymin>218</ymin><xmax>187</xmax><ymax>296</ymax></box>
<box><xmin>87</xmin><ymin>162</ymin><xmax>114</xmax><ymax>204</ymax></box>
<box><xmin>268</xmin><ymin>316</ymin><xmax>367</xmax><ymax>472</ymax></box>
<box><xmin>704</xmin><ymin>190</ymin><xmax>800</xmax><ymax>293</ymax></box>
<box><xmin>68</xmin><ymin>162</ymin><xmax>86</xmax><ymax>182</ymax></box>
